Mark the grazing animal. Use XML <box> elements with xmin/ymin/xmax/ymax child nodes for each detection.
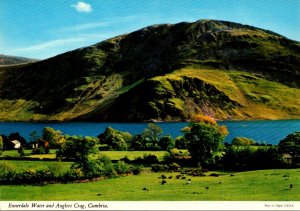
<box><xmin>230</xmin><ymin>174</ymin><xmax>235</xmax><ymax>177</ymax></box>
<box><xmin>182</xmin><ymin>176</ymin><xmax>186</xmax><ymax>179</ymax></box>
<box><xmin>97</xmin><ymin>194</ymin><xmax>102</xmax><ymax>196</ymax></box>
<box><xmin>161</xmin><ymin>180</ymin><xmax>167</xmax><ymax>185</ymax></box>
<box><xmin>186</xmin><ymin>181</ymin><xmax>191</xmax><ymax>185</ymax></box>
<box><xmin>168</xmin><ymin>176</ymin><xmax>173</xmax><ymax>179</ymax></box>
<box><xmin>205</xmin><ymin>186</ymin><xmax>209</xmax><ymax>190</ymax></box>
<box><xmin>161</xmin><ymin>175</ymin><xmax>167</xmax><ymax>179</ymax></box>
<box><xmin>142</xmin><ymin>187</ymin><xmax>149</xmax><ymax>191</ymax></box>
<box><xmin>290</xmin><ymin>184</ymin><xmax>293</xmax><ymax>189</ymax></box>
<box><xmin>176</xmin><ymin>175</ymin><xmax>181</xmax><ymax>179</ymax></box>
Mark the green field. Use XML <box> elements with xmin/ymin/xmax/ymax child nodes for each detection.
<box><xmin>5</xmin><ymin>160</ymin><xmax>72</xmax><ymax>172</ymax></box>
<box><xmin>0</xmin><ymin>150</ymin><xmax>168</xmax><ymax>161</ymax></box>
<box><xmin>1</xmin><ymin>169</ymin><xmax>299</xmax><ymax>201</ymax></box>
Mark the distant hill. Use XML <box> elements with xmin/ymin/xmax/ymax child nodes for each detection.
<box><xmin>0</xmin><ymin>19</ymin><xmax>299</xmax><ymax>122</ymax></box>
<box><xmin>0</xmin><ymin>54</ymin><xmax>37</xmax><ymax>66</ymax></box>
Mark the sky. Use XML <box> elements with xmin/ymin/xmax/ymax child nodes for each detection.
<box><xmin>1</xmin><ymin>0</ymin><xmax>299</xmax><ymax>60</ymax></box>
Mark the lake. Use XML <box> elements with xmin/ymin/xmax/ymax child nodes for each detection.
<box><xmin>0</xmin><ymin>120</ymin><xmax>299</xmax><ymax>144</ymax></box>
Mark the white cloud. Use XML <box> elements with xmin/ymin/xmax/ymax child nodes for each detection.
<box><xmin>71</xmin><ymin>1</ymin><xmax>92</xmax><ymax>13</ymax></box>
<box><xmin>10</xmin><ymin>38</ymin><xmax>86</xmax><ymax>53</ymax></box>
<box><xmin>55</xmin><ymin>22</ymin><xmax>109</xmax><ymax>33</ymax></box>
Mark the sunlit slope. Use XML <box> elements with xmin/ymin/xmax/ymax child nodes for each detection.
<box><xmin>83</xmin><ymin>65</ymin><xmax>299</xmax><ymax>121</ymax></box>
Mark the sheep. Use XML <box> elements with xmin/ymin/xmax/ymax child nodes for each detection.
<box><xmin>205</xmin><ymin>186</ymin><xmax>209</xmax><ymax>190</ymax></box>
<box><xmin>161</xmin><ymin>180</ymin><xmax>167</xmax><ymax>185</ymax></box>
<box><xmin>290</xmin><ymin>184</ymin><xmax>293</xmax><ymax>189</ymax></box>
<box><xmin>176</xmin><ymin>175</ymin><xmax>181</xmax><ymax>179</ymax></box>
<box><xmin>161</xmin><ymin>175</ymin><xmax>167</xmax><ymax>179</ymax></box>
<box><xmin>182</xmin><ymin>176</ymin><xmax>186</xmax><ymax>179</ymax></box>
<box><xmin>168</xmin><ymin>176</ymin><xmax>173</xmax><ymax>179</ymax></box>
<box><xmin>142</xmin><ymin>187</ymin><xmax>149</xmax><ymax>191</ymax></box>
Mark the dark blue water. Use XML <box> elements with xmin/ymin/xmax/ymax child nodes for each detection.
<box><xmin>0</xmin><ymin>120</ymin><xmax>299</xmax><ymax>144</ymax></box>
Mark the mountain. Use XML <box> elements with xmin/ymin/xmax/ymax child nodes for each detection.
<box><xmin>0</xmin><ymin>19</ymin><xmax>299</xmax><ymax>122</ymax></box>
<box><xmin>0</xmin><ymin>54</ymin><xmax>37</xmax><ymax>66</ymax></box>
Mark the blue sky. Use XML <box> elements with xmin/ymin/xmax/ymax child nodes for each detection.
<box><xmin>1</xmin><ymin>0</ymin><xmax>299</xmax><ymax>59</ymax></box>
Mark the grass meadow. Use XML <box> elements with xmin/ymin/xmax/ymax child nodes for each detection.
<box><xmin>0</xmin><ymin>150</ymin><xmax>168</xmax><ymax>161</ymax></box>
<box><xmin>1</xmin><ymin>168</ymin><xmax>299</xmax><ymax>201</ymax></box>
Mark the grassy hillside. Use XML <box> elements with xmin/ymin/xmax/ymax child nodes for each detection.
<box><xmin>0</xmin><ymin>20</ymin><xmax>299</xmax><ymax>121</ymax></box>
<box><xmin>0</xmin><ymin>54</ymin><xmax>37</xmax><ymax>66</ymax></box>
<box><xmin>1</xmin><ymin>169</ymin><xmax>299</xmax><ymax>200</ymax></box>
<box><xmin>81</xmin><ymin>65</ymin><xmax>300</xmax><ymax>121</ymax></box>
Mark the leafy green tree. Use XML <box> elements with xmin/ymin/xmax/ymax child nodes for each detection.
<box><xmin>159</xmin><ymin>135</ymin><xmax>175</xmax><ymax>150</ymax></box>
<box><xmin>175</xmin><ymin>136</ymin><xmax>188</xmax><ymax>149</ymax></box>
<box><xmin>129</xmin><ymin>135</ymin><xmax>146</xmax><ymax>150</ymax></box>
<box><xmin>57</xmin><ymin>136</ymin><xmax>96</xmax><ymax>161</ymax></box>
<box><xmin>142</xmin><ymin>123</ymin><xmax>163</xmax><ymax>150</ymax></box>
<box><xmin>183</xmin><ymin>122</ymin><xmax>226</xmax><ymax>166</ymax></box>
<box><xmin>1</xmin><ymin>135</ymin><xmax>14</xmax><ymax>150</ymax></box>
<box><xmin>98</xmin><ymin>127</ymin><xmax>130</xmax><ymax>150</ymax></box>
<box><xmin>29</xmin><ymin>131</ymin><xmax>38</xmax><ymax>142</ymax></box>
<box><xmin>278</xmin><ymin>131</ymin><xmax>300</xmax><ymax>162</ymax></box>
<box><xmin>57</xmin><ymin>136</ymin><xmax>101</xmax><ymax>177</ymax></box>
<box><xmin>42</xmin><ymin>127</ymin><xmax>65</xmax><ymax>148</ymax></box>
<box><xmin>232</xmin><ymin>137</ymin><xmax>256</xmax><ymax>146</ymax></box>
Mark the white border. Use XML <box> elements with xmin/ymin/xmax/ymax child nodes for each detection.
<box><xmin>1</xmin><ymin>201</ymin><xmax>300</xmax><ymax>211</ymax></box>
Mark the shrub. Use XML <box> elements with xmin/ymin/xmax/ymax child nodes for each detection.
<box><xmin>175</xmin><ymin>136</ymin><xmax>188</xmax><ymax>149</ymax></box>
<box><xmin>32</xmin><ymin>146</ymin><xmax>49</xmax><ymax>154</ymax></box>
<box><xmin>18</xmin><ymin>147</ymin><xmax>25</xmax><ymax>156</ymax></box>
<box><xmin>159</xmin><ymin>135</ymin><xmax>175</xmax><ymax>150</ymax></box>
<box><xmin>114</xmin><ymin>161</ymin><xmax>131</xmax><ymax>175</ymax></box>
<box><xmin>131</xmin><ymin>165</ymin><xmax>143</xmax><ymax>175</ymax></box>
<box><xmin>63</xmin><ymin>168</ymin><xmax>84</xmax><ymax>181</ymax></box>
<box><xmin>222</xmin><ymin>145</ymin><xmax>286</xmax><ymax>170</ymax></box>
<box><xmin>151</xmin><ymin>164</ymin><xmax>168</xmax><ymax>172</ymax></box>
<box><xmin>0</xmin><ymin>161</ymin><xmax>17</xmax><ymax>184</ymax></box>
<box><xmin>47</xmin><ymin>162</ymin><xmax>66</xmax><ymax>178</ymax></box>
<box><xmin>163</xmin><ymin>152</ymin><xmax>173</xmax><ymax>164</ymax></box>
<box><xmin>278</xmin><ymin>131</ymin><xmax>300</xmax><ymax>165</ymax></box>
<box><xmin>143</xmin><ymin>154</ymin><xmax>159</xmax><ymax>164</ymax></box>
<box><xmin>168</xmin><ymin>162</ymin><xmax>181</xmax><ymax>171</ymax></box>
<box><xmin>97</xmin><ymin>155</ymin><xmax>116</xmax><ymax>177</ymax></box>
<box><xmin>120</xmin><ymin>156</ymin><xmax>130</xmax><ymax>163</ymax></box>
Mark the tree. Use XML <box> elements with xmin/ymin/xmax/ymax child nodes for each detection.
<box><xmin>57</xmin><ymin>136</ymin><xmax>100</xmax><ymax>176</ymax></box>
<box><xmin>183</xmin><ymin>120</ymin><xmax>227</xmax><ymax>167</ymax></box>
<box><xmin>159</xmin><ymin>135</ymin><xmax>175</xmax><ymax>150</ymax></box>
<box><xmin>175</xmin><ymin>136</ymin><xmax>188</xmax><ymax>149</ymax></box>
<box><xmin>142</xmin><ymin>123</ymin><xmax>163</xmax><ymax>149</ymax></box>
<box><xmin>232</xmin><ymin>137</ymin><xmax>256</xmax><ymax>146</ymax></box>
<box><xmin>278</xmin><ymin>131</ymin><xmax>300</xmax><ymax>162</ymax></box>
<box><xmin>98</xmin><ymin>127</ymin><xmax>129</xmax><ymax>150</ymax></box>
<box><xmin>1</xmin><ymin>135</ymin><xmax>14</xmax><ymax>150</ymax></box>
<box><xmin>42</xmin><ymin>127</ymin><xmax>65</xmax><ymax>148</ymax></box>
<box><xmin>129</xmin><ymin>135</ymin><xmax>146</xmax><ymax>150</ymax></box>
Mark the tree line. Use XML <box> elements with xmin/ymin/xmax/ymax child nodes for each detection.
<box><xmin>1</xmin><ymin>115</ymin><xmax>300</xmax><ymax>169</ymax></box>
